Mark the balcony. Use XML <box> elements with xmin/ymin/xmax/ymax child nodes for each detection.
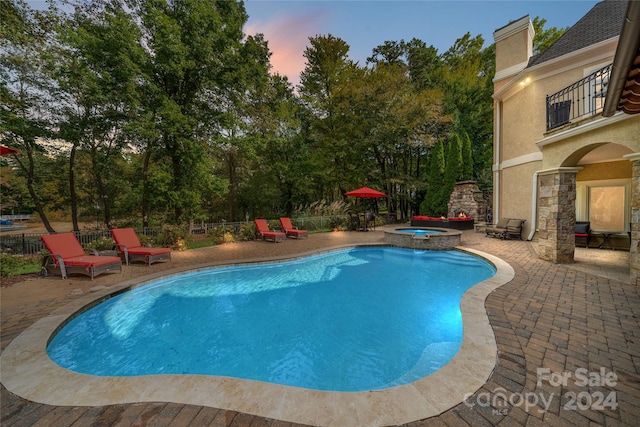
<box><xmin>546</xmin><ymin>64</ymin><xmax>612</xmax><ymax>131</ymax></box>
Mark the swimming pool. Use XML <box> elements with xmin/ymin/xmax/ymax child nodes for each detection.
<box><xmin>47</xmin><ymin>247</ymin><xmax>495</xmax><ymax>392</ymax></box>
<box><xmin>2</xmin><ymin>244</ymin><xmax>514</xmax><ymax>425</ymax></box>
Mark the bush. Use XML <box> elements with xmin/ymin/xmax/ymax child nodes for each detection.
<box><xmin>1</xmin><ymin>253</ymin><xmax>41</xmax><ymax>278</ymax></box>
<box><xmin>238</xmin><ymin>223</ymin><xmax>256</xmax><ymax>241</ymax></box>
<box><xmin>294</xmin><ymin>199</ymin><xmax>351</xmax><ymax>217</ymax></box>
<box><xmin>85</xmin><ymin>236</ymin><xmax>115</xmax><ymax>252</ymax></box>
<box><xmin>207</xmin><ymin>225</ymin><xmax>237</xmax><ymax>244</ymax></box>
<box><xmin>268</xmin><ymin>219</ymin><xmax>281</xmax><ymax>231</ymax></box>
<box><xmin>155</xmin><ymin>225</ymin><xmax>190</xmax><ymax>251</ymax></box>
<box><xmin>329</xmin><ymin>216</ymin><xmax>349</xmax><ymax>231</ymax></box>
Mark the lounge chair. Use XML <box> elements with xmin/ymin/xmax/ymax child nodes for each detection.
<box><xmin>111</xmin><ymin>228</ymin><xmax>171</xmax><ymax>265</ymax></box>
<box><xmin>574</xmin><ymin>221</ymin><xmax>591</xmax><ymax>248</ymax></box>
<box><xmin>254</xmin><ymin>219</ymin><xmax>286</xmax><ymax>242</ymax></box>
<box><xmin>279</xmin><ymin>217</ymin><xmax>308</xmax><ymax>239</ymax></box>
<box><xmin>40</xmin><ymin>232</ymin><xmax>122</xmax><ymax>280</ymax></box>
<box><xmin>485</xmin><ymin>218</ymin><xmax>511</xmax><ymax>238</ymax></box>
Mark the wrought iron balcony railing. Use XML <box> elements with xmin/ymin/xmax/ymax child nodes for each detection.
<box><xmin>546</xmin><ymin>63</ymin><xmax>612</xmax><ymax>131</ymax></box>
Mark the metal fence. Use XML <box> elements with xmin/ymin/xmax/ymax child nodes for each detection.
<box><xmin>0</xmin><ymin>228</ymin><xmax>160</xmax><ymax>257</ymax></box>
<box><xmin>0</xmin><ymin>216</ymin><xmax>349</xmax><ymax>256</ymax></box>
<box><xmin>0</xmin><ymin>214</ymin><xmax>32</xmax><ymax>221</ymax></box>
<box><xmin>546</xmin><ymin>63</ymin><xmax>612</xmax><ymax>131</ymax></box>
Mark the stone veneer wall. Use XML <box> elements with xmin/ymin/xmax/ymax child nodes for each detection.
<box><xmin>537</xmin><ymin>169</ymin><xmax>579</xmax><ymax>264</ymax></box>
<box><xmin>628</xmin><ymin>155</ymin><xmax>640</xmax><ymax>286</ymax></box>
<box><xmin>447</xmin><ymin>181</ymin><xmax>487</xmax><ymax>221</ymax></box>
<box><xmin>384</xmin><ymin>229</ymin><xmax>461</xmax><ymax>250</ymax></box>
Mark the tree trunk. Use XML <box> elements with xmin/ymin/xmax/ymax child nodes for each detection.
<box><xmin>141</xmin><ymin>148</ymin><xmax>152</xmax><ymax>229</ymax></box>
<box><xmin>69</xmin><ymin>143</ymin><xmax>80</xmax><ymax>232</ymax></box>
<box><xmin>170</xmin><ymin>138</ymin><xmax>183</xmax><ymax>224</ymax></box>
<box><xmin>88</xmin><ymin>146</ymin><xmax>112</xmax><ymax>228</ymax></box>
<box><xmin>227</xmin><ymin>151</ymin><xmax>236</xmax><ymax>221</ymax></box>
<box><xmin>15</xmin><ymin>144</ymin><xmax>55</xmax><ymax>233</ymax></box>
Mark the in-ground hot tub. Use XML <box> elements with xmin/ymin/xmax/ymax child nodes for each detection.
<box><xmin>384</xmin><ymin>227</ymin><xmax>462</xmax><ymax>250</ymax></box>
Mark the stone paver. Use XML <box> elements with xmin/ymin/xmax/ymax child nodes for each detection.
<box><xmin>2</xmin><ymin>229</ymin><xmax>639</xmax><ymax>426</ymax></box>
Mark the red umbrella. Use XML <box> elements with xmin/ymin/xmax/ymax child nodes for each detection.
<box><xmin>0</xmin><ymin>145</ymin><xmax>19</xmax><ymax>156</ymax></box>
<box><xmin>344</xmin><ymin>186</ymin><xmax>387</xmax><ymax>198</ymax></box>
<box><xmin>345</xmin><ymin>187</ymin><xmax>387</xmax><ymax>231</ymax></box>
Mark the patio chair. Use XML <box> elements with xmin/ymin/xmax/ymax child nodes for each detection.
<box><xmin>111</xmin><ymin>228</ymin><xmax>171</xmax><ymax>266</ymax></box>
<box><xmin>574</xmin><ymin>221</ymin><xmax>591</xmax><ymax>248</ymax></box>
<box><xmin>503</xmin><ymin>219</ymin><xmax>526</xmax><ymax>240</ymax></box>
<box><xmin>254</xmin><ymin>219</ymin><xmax>286</xmax><ymax>242</ymax></box>
<box><xmin>365</xmin><ymin>213</ymin><xmax>377</xmax><ymax>231</ymax></box>
<box><xmin>279</xmin><ymin>217</ymin><xmax>308</xmax><ymax>239</ymax></box>
<box><xmin>485</xmin><ymin>218</ymin><xmax>511</xmax><ymax>239</ymax></box>
<box><xmin>40</xmin><ymin>233</ymin><xmax>122</xmax><ymax>280</ymax></box>
<box><xmin>349</xmin><ymin>213</ymin><xmax>363</xmax><ymax>231</ymax></box>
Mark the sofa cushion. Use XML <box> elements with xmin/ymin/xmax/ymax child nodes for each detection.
<box><xmin>574</xmin><ymin>223</ymin><xmax>590</xmax><ymax>234</ymax></box>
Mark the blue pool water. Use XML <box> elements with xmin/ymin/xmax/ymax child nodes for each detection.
<box><xmin>47</xmin><ymin>247</ymin><xmax>495</xmax><ymax>392</ymax></box>
<box><xmin>396</xmin><ymin>228</ymin><xmax>443</xmax><ymax>236</ymax></box>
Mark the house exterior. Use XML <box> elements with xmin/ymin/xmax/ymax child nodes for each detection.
<box><xmin>492</xmin><ymin>0</ymin><xmax>640</xmax><ymax>284</ymax></box>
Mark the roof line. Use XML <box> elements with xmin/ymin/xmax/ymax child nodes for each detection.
<box><xmin>603</xmin><ymin>0</ymin><xmax>640</xmax><ymax>116</ymax></box>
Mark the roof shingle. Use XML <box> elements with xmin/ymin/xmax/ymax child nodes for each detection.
<box><xmin>527</xmin><ymin>0</ymin><xmax>628</xmax><ymax>68</ymax></box>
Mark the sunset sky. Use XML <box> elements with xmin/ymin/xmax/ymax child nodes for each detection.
<box><xmin>25</xmin><ymin>0</ymin><xmax>602</xmax><ymax>88</ymax></box>
<box><xmin>244</xmin><ymin>0</ymin><xmax>600</xmax><ymax>86</ymax></box>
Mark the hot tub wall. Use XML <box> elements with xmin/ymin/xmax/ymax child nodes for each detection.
<box><xmin>384</xmin><ymin>230</ymin><xmax>461</xmax><ymax>250</ymax></box>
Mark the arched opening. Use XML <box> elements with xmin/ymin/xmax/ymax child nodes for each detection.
<box><xmin>563</xmin><ymin>143</ymin><xmax>633</xmax><ymax>251</ymax></box>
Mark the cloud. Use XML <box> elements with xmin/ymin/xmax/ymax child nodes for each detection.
<box><xmin>245</xmin><ymin>10</ymin><xmax>328</xmax><ymax>87</ymax></box>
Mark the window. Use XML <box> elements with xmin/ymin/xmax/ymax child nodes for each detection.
<box><xmin>588</xmin><ymin>186</ymin><xmax>626</xmax><ymax>231</ymax></box>
<box><xmin>576</xmin><ymin>180</ymin><xmax>630</xmax><ymax>232</ymax></box>
<box><xmin>583</xmin><ymin>62</ymin><xmax>611</xmax><ymax>116</ymax></box>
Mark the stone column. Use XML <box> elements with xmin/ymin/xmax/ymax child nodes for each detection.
<box><xmin>624</xmin><ymin>153</ymin><xmax>640</xmax><ymax>286</ymax></box>
<box><xmin>537</xmin><ymin>168</ymin><xmax>581</xmax><ymax>264</ymax></box>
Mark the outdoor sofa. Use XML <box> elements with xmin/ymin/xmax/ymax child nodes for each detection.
<box><xmin>486</xmin><ymin>218</ymin><xmax>526</xmax><ymax>240</ymax></box>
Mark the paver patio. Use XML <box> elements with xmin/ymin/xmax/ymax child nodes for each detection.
<box><xmin>1</xmin><ymin>229</ymin><xmax>639</xmax><ymax>426</ymax></box>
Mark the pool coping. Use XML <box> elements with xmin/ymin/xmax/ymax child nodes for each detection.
<box><xmin>0</xmin><ymin>244</ymin><xmax>514</xmax><ymax>427</ymax></box>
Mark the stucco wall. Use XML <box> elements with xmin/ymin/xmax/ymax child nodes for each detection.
<box><xmin>542</xmin><ymin>116</ymin><xmax>640</xmax><ymax>168</ymax></box>
<box><xmin>495</xmin><ymin>30</ymin><xmax>530</xmax><ymax>71</ymax></box>
<box><xmin>501</xmin><ymin>85</ymin><xmax>543</xmax><ymax>160</ymax></box>
<box><xmin>497</xmin><ymin>161</ymin><xmax>541</xmax><ymax>238</ymax></box>
<box><xmin>500</xmin><ymin>64</ymin><xmax>618</xmax><ymax>162</ymax></box>
<box><xmin>577</xmin><ymin>160</ymin><xmax>632</xmax><ymax>181</ymax></box>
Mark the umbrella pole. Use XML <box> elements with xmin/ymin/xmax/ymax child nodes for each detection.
<box><xmin>363</xmin><ymin>199</ymin><xmax>367</xmax><ymax>232</ymax></box>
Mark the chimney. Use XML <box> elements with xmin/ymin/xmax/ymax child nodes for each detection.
<box><xmin>493</xmin><ymin>15</ymin><xmax>535</xmax><ymax>86</ymax></box>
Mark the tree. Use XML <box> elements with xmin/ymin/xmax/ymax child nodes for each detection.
<box><xmin>247</xmin><ymin>74</ymin><xmax>312</xmax><ymax>217</ymax></box>
<box><xmin>204</xmin><ymin>32</ymin><xmax>274</xmax><ymax>221</ymax></box>
<box><xmin>128</xmin><ymin>0</ymin><xmax>254</xmax><ymax>223</ymax></box>
<box><xmin>436</xmin><ymin>33</ymin><xmax>494</xmax><ymax>190</ymax></box>
<box><xmin>444</xmin><ymin>133</ymin><xmax>463</xmax><ymax>187</ymax></box>
<box><xmin>347</xmin><ymin>62</ymin><xmax>447</xmax><ymax>218</ymax></box>
<box><xmin>405</xmin><ymin>38</ymin><xmax>441</xmax><ymax>90</ymax></box>
<box><xmin>0</xmin><ymin>0</ymin><xmax>58</xmax><ymax>232</ymax></box>
<box><xmin>299</xmin><ymin>34</ymin><xmax>361</xmax><ymax>200</ymax></box>
<box><xmin>461</xmin><ymin>131</ymin><xmax>474</xmax><ymax>180</ymax></box>
<box><xmin>532</xmin><ymin>16</ymin><xmax>568</xmax><ymax>55</ymax></box>
<box><xmin>53</xmin><ymin>1</ymin><xmax>143</xmax><ymax>229</ymax></box>
<box><xmin>420</xmin><ymin>141</ymin><xmax>446</xmax><ymax>216</ymax></box>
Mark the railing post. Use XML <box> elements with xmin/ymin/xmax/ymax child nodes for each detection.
<box><xmin>545</xmin><ymin>95</ymin><xmax>550</xmax><ymax>130</ymax></box>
